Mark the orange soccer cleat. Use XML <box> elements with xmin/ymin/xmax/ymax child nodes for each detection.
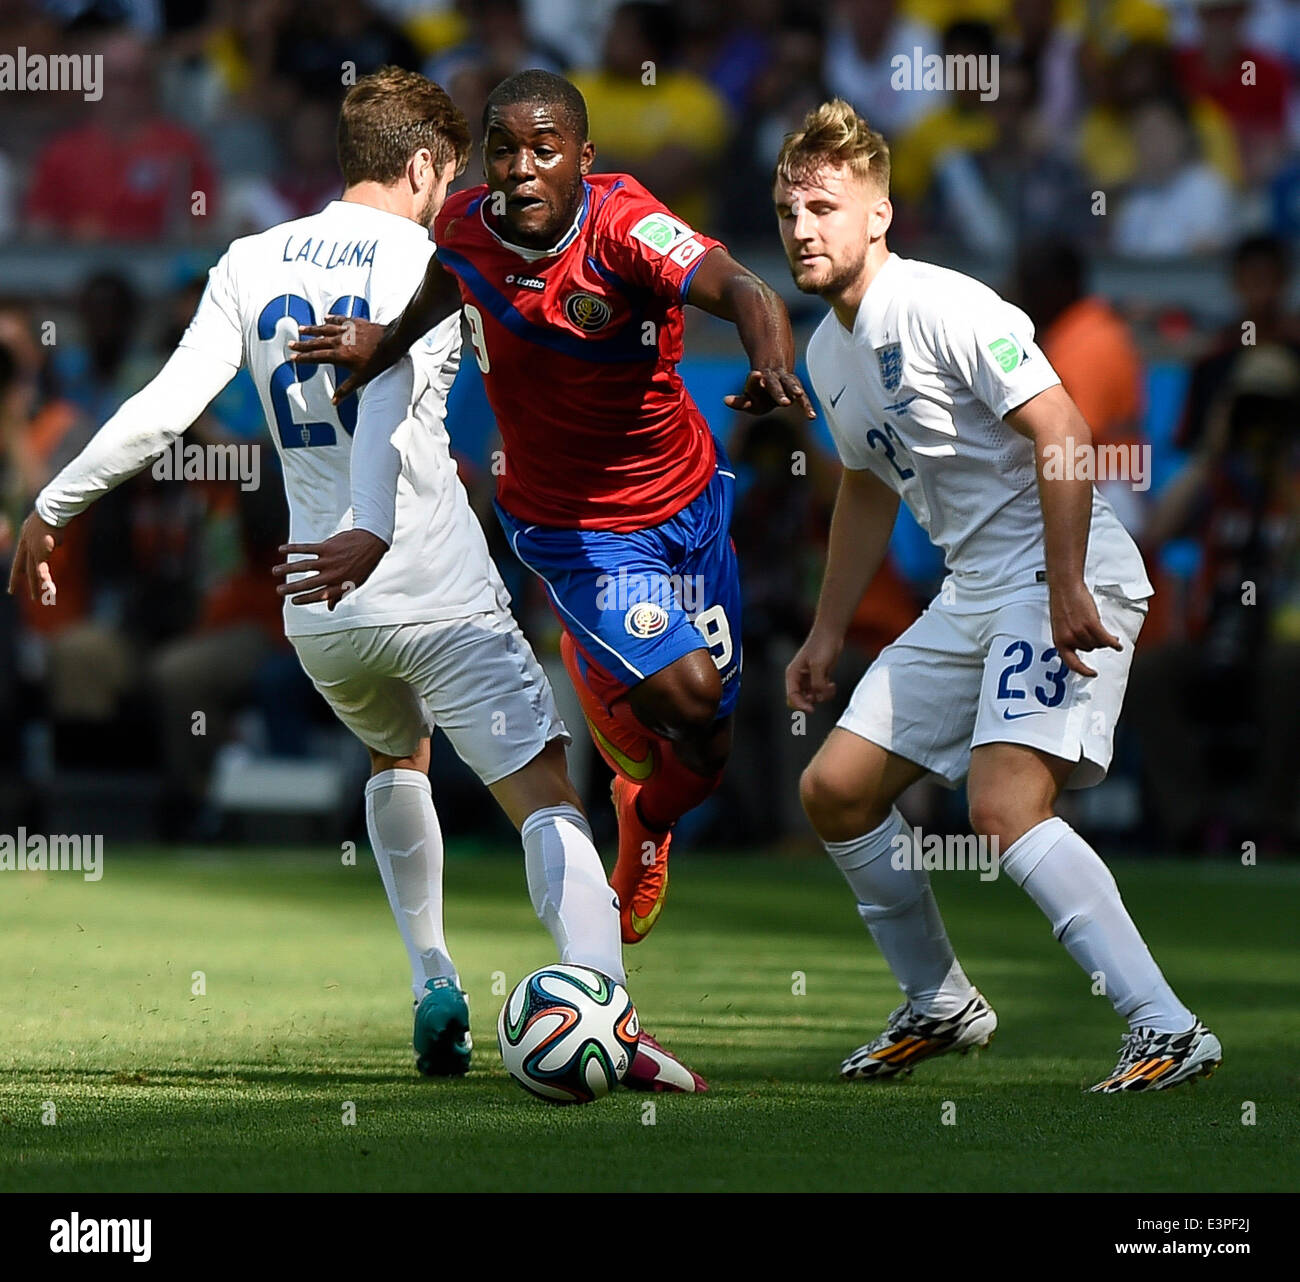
<box><xmin>609</xmin><ymin>774</ymin><xmax>672</xmax><ymax>944</ymax></box>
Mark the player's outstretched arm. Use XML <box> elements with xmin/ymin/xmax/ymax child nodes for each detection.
<box><xmin>1006</xmin><ymin>384</ymin><xmax>1123</xmax><ymax>679</ymax></box>
<box><xmin>787</xmin><ymin>466</ymin><xmax>899</xmax><ymax>712</ymax></box>
<box><xmin>289</xmin><ymin>254</ymin><xmax>462</xmax><ymax>403</ymax></box>
<box><xmin>6</xmin><ymin>345</ymin><xmax>238</xmax><ymax>602</ymax></box>
<box><xmin>686</xmin><ymin>249</ymin><xmax>815</xmax><ymax>419</ymax></box>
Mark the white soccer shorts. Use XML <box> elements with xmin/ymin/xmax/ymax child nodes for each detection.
<box><xmin>838</xmin><ymin>585</ymin><xmax>1147</xmax><ymax>789</ymax></box>
<box><xmin>290</xmin><ymin>610</ymin><xmax>568</xmax><ymax>785</ymax></box>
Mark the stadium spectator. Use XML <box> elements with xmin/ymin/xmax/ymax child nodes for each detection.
<box><xmin>823</xmin><ymin>0</ymin><xmax>939</xmax><ymax>137</ymax></box>
<box><xmin>148</xmin><ymin>482</ymin><xmax>296</xmax><ymax>839</ymax></box>
<box><xmin>1129</xmin><ymin>343</ymin><xmax>1300</xmax><ymax>852</ymax></box>
<box><xmin>424</xmin><ymin>0</ymin><xmax>565</xmax><ymax>87</ymax></box>
<box><xmin>889</xmin><ymin>20</ymin><xmax>1080</xmax><ymax>246</ymax></box>
<box><xmin>929</xmin><ymin>57</ymin><xmax>1093</xmax><ymax>255</ymax></box>
<box><xmin>1112</xmin><ymin>95</ymin><xmax>1237</xmax><ymax>257</ymax></box>
<box><xmin>271</xmin><ymin>0</ymin><xmax>420</xmax><ymax>102</ymax></box>
<box><xmin>571</xmin><ymin>1</ymin><xmax>731</xmax><ymax>231</ymax></box>
<box><xmin>1006</xmin><ymin>0</ymin><xmax>1082</xmax><ymax>136</ymax></box>
<box><xmin>1078</xmin><ymin>39</ymin><xmax>1242</xmax><ymax>191</ymax></box>
<box><xmin>719</xmin><ymin>6</ymin><xmax>829</xmax><ymax>244</ymax></box>
<box><xmin>50</xmin><ymin>272</ymin><xmax>154</xmax><ymax>427</ymax></box>
<box><xmin>1179</xmin><ymin>234</ymin><xmax>1300</xmax><ymax>453</ymax></box>
<box><xmin>1016</xmin><ymin>240</ymin><xmax>1148</xmax><ymax>534</ymax></box>
<box><xmin>679</xmin><ymin>0</ymin><xmax>781</xmax><ymax>115</ymax></box>
<box><xmin>25</xmin><ymin>33</ymin><xmax>220</xmax><ymax>242</ymax></box>
<box><xmin>1177</xmin><ymin>0</ymin><xmax>1294</xmax><ymax>183</ymax></box>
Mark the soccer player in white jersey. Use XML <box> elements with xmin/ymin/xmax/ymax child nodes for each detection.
<box><xmin>776</xmin><ymin>100</ymin><xmax>1221</xmax><ymax>1093</ymax></box>
<box><xmin>7</xmin><ymin>68</ymin><xmax>702</xmax><ymax>1092</ymax></box>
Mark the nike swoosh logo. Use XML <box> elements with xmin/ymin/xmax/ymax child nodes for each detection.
<box><xmin>829</xmin><ymin>386</ymin><xmax>846</xmax><ymax>407</ymax></box>
<box><xmin>1002</xmin><ymin>708</ymin><xmax>1045</xmax><ymax>721</ymax></box>
<box><xmin>630</xmin><ymin>894</ymin><xmax>666</xmax><ymax>936</ymax></box>
<box><xmin>586</xmin><ymin>717</ymin><xmax>655</xmax><ymax>781</ymax></box>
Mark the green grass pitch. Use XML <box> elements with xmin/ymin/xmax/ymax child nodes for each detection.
<box><xmin>1</xmin><ymin>848</ymin><xmax>1296</xmax><ymax>1192</ymax></box>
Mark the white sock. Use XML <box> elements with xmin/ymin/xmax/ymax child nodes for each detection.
<box><xmin>826</xmin><ymin>808</ymin><xmax>976</xmax><ymax>1017</ymax></box>
<box><xmin>521</xmin><ymin>804</ymin><xmax>626</xmax><ymax>987</ymax></box>
<box><xmin>364</xmin><ymin>769</ymin><xmax>457</xmax><ymax>1001</ymax></box>
<box><xmin>1000</xmin><ymin>818</ymin><xmax>1194</xmax><ymax>1033</ymax></box>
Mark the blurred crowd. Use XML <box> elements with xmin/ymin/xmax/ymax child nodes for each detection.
<box><xmin>0</xmin><ymin>0</ymin><xmax>1298</xmax><ymax>852</ymax></box>
<box><xmin>0</xmin><ymin>0</ymin><xmax>1299</xmax><ymax>250</ymax></box>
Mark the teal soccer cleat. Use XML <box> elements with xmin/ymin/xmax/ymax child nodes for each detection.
<box><xmin>413</xmin><ymin>977</ymin><xmax>472</xmax><ymax>1077</ymax></box>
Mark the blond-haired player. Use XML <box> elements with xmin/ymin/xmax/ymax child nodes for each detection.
<box><xmin>776</xmin><ymin>100</ymin><xmax>1221</xmax><ymax>1093</ymax></box>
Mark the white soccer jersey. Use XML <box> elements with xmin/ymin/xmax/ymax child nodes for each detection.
<box><xmin>806</xmin><ymin>253</ymin><xmax>1153</xmax><ymax>604</ymax></box>
<box><xmin>37</xmin><ymin>199</ymin><xmax>506</xmax><ymax>636</ymax></box>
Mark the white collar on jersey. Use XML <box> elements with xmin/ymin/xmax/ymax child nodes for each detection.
<box><xmin>852</xmin><ymin>250</ymin><xmax>901</xmax><ymax>342</ymax></box>
<box><xmin>477</xmin><ymin>183</ymin><xmax>590</xmax><ymax>262</ymax></box>
<box><xmin>324</xmin><ymin>199</ymin><xmax>432</xmax><ymax>239</ymax></box>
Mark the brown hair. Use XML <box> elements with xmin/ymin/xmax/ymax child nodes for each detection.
<box><xmin>337</xmin><ymin>67</ymin><xmax>471</xmax><ymax>186</ymax></box>
<box><xmin>774</xmin><ymin>98</ymin><xmax>891</xmax><ymax>194</ymax></box>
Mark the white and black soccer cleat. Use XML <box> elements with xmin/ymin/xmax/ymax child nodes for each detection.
<box><xmin>1089</xmin><ymin>1020</ymin><xmax>1222</xmax><ymax>1093</ymax></box>
<box><xmin>840</xmin><ymin>992</ymin><xmax>997</xmax><ymax>1080</ymax></box>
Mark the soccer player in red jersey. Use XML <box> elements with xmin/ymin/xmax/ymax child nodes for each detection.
<box><xmin>290</xmin><ymin>70</ymin><xmax>813</xmax><ymax>943</ymax></box>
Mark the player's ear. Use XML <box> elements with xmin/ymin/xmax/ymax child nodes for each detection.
<box><xmin>872</xmin><ymin>196</ymin><xmax>894</xmax><ymax>241</ymax></box>
<box><xmin>579</xmin><ymin>140</ymin><xmax>595</xmax><ymax>176</ymax></box>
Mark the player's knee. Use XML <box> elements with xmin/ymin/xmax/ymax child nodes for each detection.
<box><xmin>968</xmin><ymin>791</ymin><xmax>1026</xmax><ymax>847</ymax></box>
<box><xmin>800</xmin><ymin>763</ymin><xmax>882</xmax><ymax>841</ymax></box>
<box><xmin>635</xmin><ymin>656</ymin><xmax>722</xmax><ymax>737</ymax></box>
<box><xmin>369</xmin><ymin>739</ymin><xmax>430</xmax><ymax>776</ymax></box>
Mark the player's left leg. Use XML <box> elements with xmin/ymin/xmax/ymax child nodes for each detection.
<box><xmin>410</xmin><ymin>613</ymin><xmax>706</xmax><ymax>1090</ymax></box>
<box><xmin>969</xmin><ymin>591</ymin><xmax>1221</xmax><ymax>1092</ymax></box>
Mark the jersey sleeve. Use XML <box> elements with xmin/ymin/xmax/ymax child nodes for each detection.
<box><xmin>176</xmin><ymin>250</ymin><xmax>244</xmax><ymax>370</ymax></box>
<box><xmin>35</xmin><ymin>346</ymin><xmax>238</xmax><ymax>527</ymax></box>
<box><xmin>597</xmin><ymin>183</ymin><xmax>725</xmax><ymax>301</ymax></box>
<box><xmin>932</xmin><ymin>295</ymin><xmax>1060</xmax><ymax>420</ymax></box>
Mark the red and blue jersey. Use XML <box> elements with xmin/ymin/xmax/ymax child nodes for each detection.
<box><xmin>432</xmin><ymin>172</ymin><xmax>723</xmax><ymax>531</ymax></box>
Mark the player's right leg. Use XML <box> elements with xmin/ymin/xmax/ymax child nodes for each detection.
<box><xmin>800</xmin><ymin>605</ymin><xmax>997</xmax><ymax>1079</ymax></box>
<box><xmin>499</xmin><ymin>466</ymin><xmax>741</xmax><ymax>944</ymax></box>
<box><xmin>800</xmin><ymin>729</ymin><xmax>996</xmax><ymax>1079</ymax></box>
<box><xmin>290</xmin><ymin>629</ymin><xmax>471</xmax><ymax>1075</ymax></box>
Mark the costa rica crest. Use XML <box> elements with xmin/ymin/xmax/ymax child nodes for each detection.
<box><xmin>563</xmin><ymin>291</ymin><xmax>613</xmax><ymax>332</ymax></box>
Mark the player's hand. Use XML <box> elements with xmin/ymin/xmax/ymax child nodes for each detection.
<box><xmin>786</xmin><ymin>627</ymin><xmax>842</xmax><ymax>713</ymax></box>
<box><xmin>1049</xmin><ymin>580</ymin><xmax>1121</xmax><ymax>678</ymax></box>
<box><xmin>272</xmin><ymin>529</ymin><xmax>389</xmax><ymax>610</ymax></box>
<box><xmin>289</xmin><ymin>315</ymin><xmax>386</xmax><ymax>387</ymax></box>
<box><xmin>6</xmin><ymin>510</ymin><xmax>63</xmax><ymax>603</ymax></box>
<box><xmin>725</xmin><ymin>367</ymin><xmax>816</xmax><ymax>419</ymax></box>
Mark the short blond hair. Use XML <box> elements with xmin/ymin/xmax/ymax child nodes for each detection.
<box><xmin>774</xmin><ymin>98</ymin><xmax>890</xmax><ymax>195</ymax></box>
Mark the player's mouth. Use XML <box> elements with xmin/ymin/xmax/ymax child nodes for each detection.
<box><xmin>507</xmin><ymin>194</ymin><xmax>546</xmax><ymax>213</ymax></box>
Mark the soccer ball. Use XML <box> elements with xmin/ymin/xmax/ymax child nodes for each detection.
<box><xmin>497</xmin><ymin>965</ymin><xmax>639</xmax><ymax>1103</ymax></box>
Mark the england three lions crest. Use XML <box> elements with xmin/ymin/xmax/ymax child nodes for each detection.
<box><xmin>875</xmin><ymin>342</ymin><xmax>903</xmax><ymax>392</ymax></box>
